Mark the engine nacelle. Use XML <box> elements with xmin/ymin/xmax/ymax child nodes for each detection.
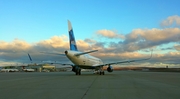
<box><xmin>107</xmin><ymin>65</ymin><xmax>113</xmax><ymax>72</ymax></box>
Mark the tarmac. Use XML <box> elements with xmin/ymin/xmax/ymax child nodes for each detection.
<box><xmin>0</xmin><ymin>71</ymin><xmax>180</xmax><ymax>99</ymax></box>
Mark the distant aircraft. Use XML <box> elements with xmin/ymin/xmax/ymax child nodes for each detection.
<box><xmin>0</xmin><ymin>65</ymin><xmax>27</xmax><ymax>72</ymax></box>
<box><xmin>45</xmin><ymin>20</ymin><xmax>152</xmax><ymax>75</ymax></box>
<box><xmin>1</xmin><ymin>68</ymin><xmax>19</xmax><ymax>72</ymax></box>
<box><xmin>22</xmin><ymin>64</ymin><xmax>35</xmax><ymax>72</ymax></box>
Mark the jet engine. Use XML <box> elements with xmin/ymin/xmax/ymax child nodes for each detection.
<box><xmin>107</xmin><ymin>65</ymin><xmax>113</xmax><ymax>72</ymax></box>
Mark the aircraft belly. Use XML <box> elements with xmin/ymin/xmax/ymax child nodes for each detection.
<box><xmin>78</xmin><ymin>65</ymin><xmax>96</xmax><ymax>69</ymax></box>
<box><xmin>70</xmin><ymin>58</ymin><xmax>97</xmax><ymax>69</ymax></box>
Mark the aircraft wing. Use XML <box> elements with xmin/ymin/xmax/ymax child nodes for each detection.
<box><xmin>104</xmin><ymin>57</ymin><xmax>151</xmax><ymax>66</ymax></box>
<box><xmin>40</xmin><ymin>51</ymin><xmax>65</xmax><ymax>56</ymax></box>
<box><xmin>46</xmin><ymin>50</ymin><xmax>152</xmax><ymax>67</ymax></box>
<box><xmin>96</xmin><ymin>50</ymin><xmax>153</xmax><ymax>67</ymax></box>
<box><xmin>28</xmin><ymin>53</ymin><xmax>71</xmax><ymax>66</ymax></box>
<box><xmin>42</xmin><ymin>61</ymin><xmax>73</xmax><ymax>66</ymax></box>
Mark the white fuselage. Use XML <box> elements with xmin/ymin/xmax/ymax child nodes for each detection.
<box><xmin>65</xmin><ymin>50</ymin><xmax>103</xmax><ymax>67</ymax></box>
<box><xmin>23</xmin><ymin>68</ymin><xmax>35</xmax><ymax>72</ymax></box>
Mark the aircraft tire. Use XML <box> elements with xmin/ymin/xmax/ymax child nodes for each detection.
<box><xmin>75</xmin><ymin>69</ymin><xmax>81</xmax><ymax>75</ymax></box>
<box><xmin>79</xmin><ymin>69</ymin><xmax>81</xmax><ymax>75</ymax></box>
<box><xmin>102</xmin><ymin>71</ymin><xmax>105</xmax><ymax>75</ymax></box>
<box><xmin>76</xmin><ymin>70</ymin><xmax>78</xmax><ymax>75</ymax></box>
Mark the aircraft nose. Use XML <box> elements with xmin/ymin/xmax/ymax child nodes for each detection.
<box><xmin>65</xmin><ymin>51</ymin><xmax>68</xmax><ymax>54</ymax></box>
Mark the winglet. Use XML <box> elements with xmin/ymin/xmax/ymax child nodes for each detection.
<box><xmin>68</xmin><ymin>20</ymin><xmax>78</xmax><ymax>51</ymax></box>
<box><xmin>143</xmin><ymin>49</ymin><xmax>153</xmax><ymax>60</ymax></box>
<box><xmin>149</xmin><ymin>49</ymin><xmax>153</xmax><ymax>59</ymax></box>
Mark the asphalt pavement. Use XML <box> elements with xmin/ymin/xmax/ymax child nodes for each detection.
<box><xmin>0</xmin><ymin>71</ymin><xmax>180</xmax><ymax>99</ymax></box>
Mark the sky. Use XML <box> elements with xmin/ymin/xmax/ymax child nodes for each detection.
<box><xmin>1</xmin><ymin>0</ymin><xmax>180</xmax><ymax>67</ymax></box>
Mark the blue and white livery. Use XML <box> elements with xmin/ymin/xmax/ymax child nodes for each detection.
<box><xmin>62</xmin><ymin>20</ymin><xmax>152</xmax><ymax>75</ymax></box>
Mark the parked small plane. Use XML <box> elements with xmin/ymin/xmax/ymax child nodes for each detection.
<box><xmin>45</xmin><ymin>20</ymin><xmax>152</xmax><ymax>75</ymax></box>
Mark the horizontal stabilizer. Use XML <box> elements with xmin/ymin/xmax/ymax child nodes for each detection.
<box><xmin>74</xmin><ymin>50</ymin><xmax>98</xmax><ymax>56</ymax></box>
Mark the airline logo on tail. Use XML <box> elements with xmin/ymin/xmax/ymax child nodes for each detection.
<box><xmin>68</xmin><ymin>20</ymin><xmax>78</xmax><ymax>51</ymax></box>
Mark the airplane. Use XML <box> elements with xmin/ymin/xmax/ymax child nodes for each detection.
<box><xmin>1</xmin><ymin>68</ymin><xmax>19</xmax><ymax>72</ymax></box>
<box><xmin>0</xmin><ymin>66</ymin><xmax>19</xmax><ymax>72</ymax></box>
<box><xmin>44</xmin><ymin>20</ymin><xmax>152</xmax><ymax>75</ymax></box>
<box><xmin>22</xmin><ymin>66</ymin><xmax>35</xmax><ymax>72</ymax></box>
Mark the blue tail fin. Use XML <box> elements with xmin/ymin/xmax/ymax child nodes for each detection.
<box><xmin>68</xmin><ymin>20</ymin><xmax>78</xmax><ymax>51</ymax></box>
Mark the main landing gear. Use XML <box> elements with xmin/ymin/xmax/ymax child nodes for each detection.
<box><xmin>94</xmin><ymin>67</ymin><xmax>105</xmax><ymax>75</ymax></box>
<box><xmin>75</xmin><ymin>68</ymin><xmax>81</xmax><ymax>75</ymax></box>
<box><xmin>99</xmin><ymin>70</ymin><xmax>105</xmax><ymax>75</ymax></box>
<box><xmin>72</xmin><ymin>66</ymin><xmax>81</xmax><ymax>75</ymax></box>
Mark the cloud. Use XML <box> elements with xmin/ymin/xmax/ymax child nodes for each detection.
<box><xmin>0</xmin><ymin>36</ymin><xmax>70</xmax><ymax>64</ymax></box>
<box><xmin>1</xmin><ymin>32</ymin><xmax>180</xmax><ymax>67</ymax></box>
<box><xmin>84</xmin><ymin>38</ymin><xmax>96</xmax><ymax>44</ymax></box>
<box><xmin>161</xmin><ymin>47</ymin><xmax>174</xmax><ymax>51</ymax></box>
<box><xmin>174</xmin><ymin>44</ymin><xmax>180</xmax><ymax>51</ymax></box>
<box><xmin>126</xmin><ymin>28</ymin><xmax>180</xmax><ymax>42</ymax></box>
<box><xmin>3</xmin><ymin>27</ymin><xmax>179</xmax><ymax>66</ymax></box>
<box><xmin>96</xmin><ymin>29</ymin><xmax>125</xmax><ymax>39</ymax></box>
<box><xmin>91</xmin><ymin>27</ymin><xmax>180</xmax><ymax>53</ymax></box>
<box><xmin>161</xmin><ymin>15</ymin><xmax>180</xmax><ymax>27</ymax></box>
<box><xmin>0</xmin><ymin>39</ymin><xmax>31</xmax><ymax>53</ymax></box>
<box><xmin>76</xmin><ymin>40</ymin><xmax>91</xmax><ymax>50</ymax></box>
<box><xmin>121</xmin><ymin>28</ymin><xmax>180</xmax><ymax>51</ymax></box>
<box><xmin>36</xmin><ymin>35</ymin><xmax>68</xmax><ymax>50</ymax></box>
<box><xmin>1</xmin><ymin>15</ymin><xmax>180</xmax><ymax>67</ymax></box>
